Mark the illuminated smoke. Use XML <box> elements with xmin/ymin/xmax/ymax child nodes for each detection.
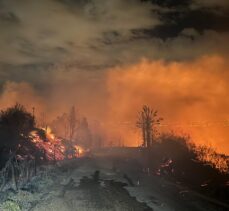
<box><xmin>0</xmin><ymin>81</ymin><xmax>45</xmax><ymax>115</ymax></box>
<box><xmin>106</xmin><ymin>55</ymin><xmax>229</xmax><ymax>153</ymax></box>
<box><xmin>0</xmin><ymin>55</ymin><xmax>229</xmax><ymax>154</ymax></box>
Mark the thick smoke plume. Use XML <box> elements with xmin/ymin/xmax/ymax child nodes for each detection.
<box><xmin>106</xmin><ymin>55</ymin><xmax>229</xmax><ymax>153</ymax></box>
<box><xmin>0</xmin><ymin>81</ymin><xmax>45</xmax><ymax>114</ymax></box>
<box><xmin>0</xmin><ymin>55</ymin><xmax>229</xmax><ymax>154</ymax></box>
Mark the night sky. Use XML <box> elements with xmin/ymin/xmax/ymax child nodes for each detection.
<box><xmin>0</xmin><ymin>0</ymin><xmax>229</xmax><ymax>152</ymax></box>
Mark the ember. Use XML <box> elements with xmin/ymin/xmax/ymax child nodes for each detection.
<box><xmin>194</xmin><ymin>145</ymin><xmax>229</xmax><ymax>173</ymax></box>
<box><xmin>29</xmin><ymin>127</ymin><xmax>83</xmax><ymax>161</ymax></box>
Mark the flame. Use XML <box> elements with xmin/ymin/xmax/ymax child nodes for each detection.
<box><xmin>43</xmin><ymin>126</ymin><xmax>55</xmax><ymax>142</ymax></box>
<box><xmin>74</xmin><ymin>145</ymin><xmax>84</xmax><ymax>157</ymax></box>
<box><xmin>194</xmin><ymin>145</ymin><xmax>229</xmax><ymax>173</ymax></box>
<box><xmin>29</xmin><ymin>126</ymin><xmax>83</xmax><ymax>161</ymax></box>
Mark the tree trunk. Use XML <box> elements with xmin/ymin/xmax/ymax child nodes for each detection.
<box><xmin>11</xmin><ymin>162</ymin><xmax>18</xmax><ymax>190</ymax></box>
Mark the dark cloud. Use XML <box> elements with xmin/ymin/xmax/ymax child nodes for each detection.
<box><xmin>142</xmin><ymin>0</ymin><xmax>229</xmax><ymax>40</ymax></box>
<box><xmin>0</xmin><ymin>11</ymin><xmax>20</xmax><ymax>23</ymax></box>
<box><xmin>0</xmin><ymin>0</ymin><xmax>228</xmax><ymax>89</ymax></box>
<box><xmin>191</xmin><ymin>0</ymin><xmax>229</xmax><ymax>10</ymax></box>
<box><xmin>0</xmin><ymin>63</ymin><xmax>53</xmax><ymax>93</ymax></box>
<box><xmin>0</xmin><ymin>0</ymin><xmax>159</xmax><ymax>65</ymax></box>
<box><xmin>143</xmin><ymin>0</ymin><xmax>191</xmax><ymax>7</ymax></box>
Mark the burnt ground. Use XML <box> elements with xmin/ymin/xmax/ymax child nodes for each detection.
<box><xmin>0</xmin><ymin>154</ymin><xmax>229</xmax><ymax>211</ymax></box>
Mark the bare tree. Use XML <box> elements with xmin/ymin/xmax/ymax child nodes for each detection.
<box><xmin>51</xmin><ymin>113</ymin><xmax>69</xmax><ymax>139</ymax></box>
<box><xmin>63</xmin><ymin>113</ymin><xmax>68</xmax><ymax>139</ymax></box>
<box><xmin>68</xmin><ymin>106</ymin><xmax>77</xmax><ymax>141</ymax></box>
<box><xmin>76</xmin><ymin>117</ymin><xmax>92</xmax><ymax>149</ymax></box>
<box><xmin>39</xmin><ymin>112</ymin><xmax>47</xmax><ymax>129</ymax></box>
<box><xmin>137</xmin><ymin>105</ymin><xmax>163</xmax><ymax>148</ymax></box>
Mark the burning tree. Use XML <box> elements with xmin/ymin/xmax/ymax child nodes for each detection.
<box><xmin>136</xmin><ymin>105</ymin><xmax>163</xmax><ymax>148</ymax></box>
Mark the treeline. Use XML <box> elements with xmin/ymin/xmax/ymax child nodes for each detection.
<box><xmin>50</xmin><ymin>106</ymin><xmax>93</xmax><ymax>149</ymax></box>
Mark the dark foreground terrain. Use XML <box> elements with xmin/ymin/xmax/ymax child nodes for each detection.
<box><xmin>0</xmin><ymin>151</ymin><xmax>228</xmax><ymax>211</ymax></box>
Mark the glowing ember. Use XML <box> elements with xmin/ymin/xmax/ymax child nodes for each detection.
<box><xmin>74</xmin><ymin>145</ymin><xmax>84</xmax><ymax>157</ymax></box>
<box><xmin>194</xmin><ymin>145</ymin><xmax>229</xmax><ymax>173</ymax></box>
<box><xmin>29</xmin><ymin>127</ymin><xmax>83</xmax><ymax>161</ymax></box>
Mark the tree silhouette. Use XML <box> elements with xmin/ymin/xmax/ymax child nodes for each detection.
<box><xmin>77</xmin><ymin>117</ymin><xmax>92</xmax><ymax>149</ymax></box>
<box><xmin>136</xmin><ymin>105</ymin><xmax>163</xmax><ymax>148</ymax></box>
<box><xmin>0</xmin><ymin>104</ymin><xmax>35</xmax><ymax>150</ymax></box>
<box><xmin>68</xmin><ymin>106</ymin><xmax>77</xmax><ymax>141</ymax></box>
<box><xmin>51</xmin><ymin>113</ymin><xmax>69</xmax><ymax>139</ymax></box>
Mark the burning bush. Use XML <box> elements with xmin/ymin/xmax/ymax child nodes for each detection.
<box><xmin>0</xmin><ymin>104</ymin><xmax>83</xmax><ymax>169</ymax></box>
<box><xmin>144</xmin><ymin>133</ymin><xmax>229</xmax><ymax>200</ymax></box>
<box><xmin>29</xmin><ymin>127</ymin><xmax>83</xmax><ymax>161</ymax></box>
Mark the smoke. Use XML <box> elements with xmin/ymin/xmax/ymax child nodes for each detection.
<box><xmin>106</xmin><ymin>55</ymin><xmax>229</xmax><ymax>153</ymax></box>
<box><xmin>0</xmin><ymin>81</ymin><xmax>45</xmax><ymax>114</ymax></box>
<box><xmin>0</xmin><ymin>55</ymin><xmax>229</xmax><ymax>154</ymax></box>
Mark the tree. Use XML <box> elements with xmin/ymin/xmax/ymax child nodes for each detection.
<box><xmin>0</xmin><ymin>104</ymin><xmax>37</xmax><ymax>168</ymax></box>
<box><xmin>136</xmin><ymin>105</ymin><xmax>163</xmax><ymax>148</ymax></box>
<box><xmin>39</xmin><ymin>112</ymin><xmax>47</xmax><ymax>129</ymax></box>
<box><xmin>68</xmin><ymin>106</ymin><xmax>77</xmax><ymax>141</ymax></box>
<box><xmin>77</xmin><ymin>117</ymin><xmax>92</xmax><ymax>149</ymax></box>
<box><xmin>51</xmin><ymin>113</ymin><xmax>69</xmax><ymax>139</ymax></box>
<box><xmin>0</xmin><ymin>104</ymin><xmax>35</xmax><ymax>150</ymax></box>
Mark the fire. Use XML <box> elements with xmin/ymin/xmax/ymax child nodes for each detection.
<box><xmin>30</xmin><ymin>129</ymin><xmax>65</xmax><ymax>160</ymax></box>
<box><xmin>29</xmin><ymin>126</ymin><xmax>83</xmax><ymax>161</ymax></box>
<box><xmin>194</xmin><ymin>145</ymin><xmax>229</xmax><ymax>173</ymax></box>
<box><xmin>104</xmin><ymin>55</ymin><xmax>229</xmax><ymax>172</ymax></box>
<box><xmin>44</xmin><ymin>126</ymin><xmax>55</xmax><ymax>142</ymax></box>
<box><xmin>74</xmin><ymin>145</ymin><xmax>84</xmax><ymax>157</ymax></box>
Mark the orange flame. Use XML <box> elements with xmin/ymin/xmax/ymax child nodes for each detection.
<box><xmin>30</xmin><ymin>127</ymin><xmax>83</xmax><ymax>161</ymax></box>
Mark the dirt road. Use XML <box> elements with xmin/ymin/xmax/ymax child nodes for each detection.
<box><xmin>29</xmin><ymin>158</ymin><xmax>151</xmax><ymax>211</ymax></box>
<box><xmin>1</xmin><ymin>156</ymin><xmax>228</xmax><ymax>211</ymax></box>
